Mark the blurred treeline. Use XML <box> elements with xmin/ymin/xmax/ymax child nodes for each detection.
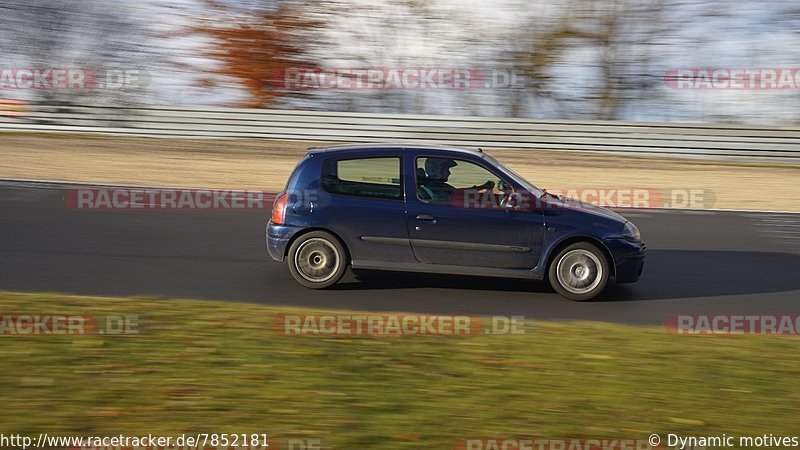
<box><xmin>1</xmin><ymin>0</ymin><xmax>799</xmax><ymax>123</ymax></box>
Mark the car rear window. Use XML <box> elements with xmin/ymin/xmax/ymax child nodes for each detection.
<box><xmin>321</xmin><ymin>157</ymin><xmax>402</xmax><ymax>200</ymax></box>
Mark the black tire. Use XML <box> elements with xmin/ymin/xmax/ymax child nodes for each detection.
<box><xmin>287</xmin><ymin>231</ymin><xmax>348</xmax><ymax>289</ymax></box>
<box><xmin>547</xmin><ymin>242</ymin><xmax>609</xmax><ymax>301</ymax></box>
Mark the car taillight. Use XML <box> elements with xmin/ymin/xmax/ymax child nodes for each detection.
<box><xmin>271</xmin><ymin>192</ymin><xmax>288</xmax><ymax>225</ymax></box>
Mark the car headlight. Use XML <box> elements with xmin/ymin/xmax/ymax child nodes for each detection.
<box><xmin>623</xmin><ymin>221</ymin><xmax>641</xmax><ymax>242</ymax></box>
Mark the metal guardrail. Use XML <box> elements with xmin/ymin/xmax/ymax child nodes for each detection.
<box><xmin>1</xmin><ymin>104</ymin><xmax>799</xmax><ymax>162</ymax></box>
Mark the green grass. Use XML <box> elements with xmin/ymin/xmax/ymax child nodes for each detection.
<box><xmin>0</xmin><ymin>291</ymin><xmax>798</xmax><ymax>448</ymax></box>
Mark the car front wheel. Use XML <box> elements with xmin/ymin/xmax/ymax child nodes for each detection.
<box><xmin>548</xmin><ymin>242</ymin><xmax>609</xmax><ymax>301</ymax></box>
<box><xmin>287</xmin><ymin>231</ymin><xmax>348</xmax><ymax>289</ymax></box>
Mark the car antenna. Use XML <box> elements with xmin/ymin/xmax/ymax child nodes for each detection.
<box><xmin>477</xmin><ymin>147</ymin><xmax>483</xmax><ymax>153</ymax></box>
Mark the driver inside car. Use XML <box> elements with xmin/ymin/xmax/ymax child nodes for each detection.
<box><xmin>421</xmin><ymin>158</ymin><xmax>457</xmax><ymax>202</ymax></box>
<box><xmin>422</xmin><ymin>158</ymin><xmax>496</xmax><ymax>205</ymax></box>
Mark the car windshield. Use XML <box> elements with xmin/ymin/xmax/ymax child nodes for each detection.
<box><xmin>484</xmin><ymin>154</ymin><xmax>544</xmax><ymax>197</ymax></box>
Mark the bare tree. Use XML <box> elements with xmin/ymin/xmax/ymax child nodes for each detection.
<box><xmin>0</xmin><ymin>1</ymin><xmax>159</xmax><ymax>106</ymax></box>
<box><xmin>515</xmin><ymin>0</ymin><xmax>670</xmax><ymax>120</ymax></box>
<box><xmin>188</xmin><ymin>0</ymin><xmax>321</xmax><ymax>108</ymax></box>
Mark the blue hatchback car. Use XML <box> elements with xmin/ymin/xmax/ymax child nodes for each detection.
<box><xmin>267</xmin><ymin>144</ymin><xmax>645</xmax><ymax>301</ymax></box>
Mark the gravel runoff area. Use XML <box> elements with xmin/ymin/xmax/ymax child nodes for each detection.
<box><xmin>0</xmin><ymin>133</ymin><xmax>798</xmax><ymax>211</ymax></box>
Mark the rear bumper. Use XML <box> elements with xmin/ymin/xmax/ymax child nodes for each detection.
<box><xmin>266</xmin><ymin>222</ymin><xmax>301</xmax><ymax>262</ymax></box>
<box><xmin>604</xmin><ymin>238</ymin><xmax>646</xmax><ymax>284</ymax></box>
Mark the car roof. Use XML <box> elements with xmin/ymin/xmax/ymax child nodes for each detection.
<box><xmin>307</xmin><ymin>143</ymin><xmax>484</xmax><ymax>156</ymax></box>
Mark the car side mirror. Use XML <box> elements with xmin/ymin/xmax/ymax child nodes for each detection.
<box><xmin>508</xmin><ymin>190</ymin><xmax>546</xmax><ymax>212</ymax></box>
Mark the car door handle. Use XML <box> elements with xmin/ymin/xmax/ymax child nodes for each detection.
<box><xmin>416</xmin><ymin>214</ymin><xmax>436</xmax><ymax>221</ymax></box>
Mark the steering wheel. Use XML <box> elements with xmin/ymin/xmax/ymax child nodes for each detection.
<box><xmin>497</xmin><ymin>179</ymin><xmax>507</xmax><ymax>191</ymax></box>
<box><xmin>497</xmin><ymin>179</ymin><xmax>512</xmax><ymax>207</ymax></box>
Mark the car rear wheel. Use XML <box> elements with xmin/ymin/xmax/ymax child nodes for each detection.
<box><xmin>548</xmin><ymin>242</ymin><xmax>609</xmax><ymax>301</ymax></box>
<box><xmin>287</xmin><ymin>231</ymin><xmax>348</xmax><ymax>289</ymax></box>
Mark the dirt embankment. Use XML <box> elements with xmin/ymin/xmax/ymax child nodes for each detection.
<box><xmin>1</xmin><ymin>134</ymin><xmax>798</xmax><ymax>211</ymax></box>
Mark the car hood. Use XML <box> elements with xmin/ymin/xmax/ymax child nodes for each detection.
<box><xmin>543</xmin><ymin>196</ymin><xmax>629</xmax><ymax>223</ymax></box>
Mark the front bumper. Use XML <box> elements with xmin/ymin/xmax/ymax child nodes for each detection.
<box><xmin>266</xmin><ymin>222</ymin><xmax>301</xmax><ymax>262</ymax></box>
<box><xmin>604</xmin><ymin>238</ymin><xmax>646</xmax><ymax>283</ymax></box>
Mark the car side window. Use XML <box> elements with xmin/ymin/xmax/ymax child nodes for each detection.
<box><xmin>416</xmin><ymin>157</ymin><xmax>512</xmax><ymax>205</ymax></box>
<box><xmin>322</xmin><ymin>157</ymin><xmax>402</xmax><ymax>200</ymax></box>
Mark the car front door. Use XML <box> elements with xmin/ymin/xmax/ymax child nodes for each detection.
<box><xmin>404</xmin><ymin>150</ymin><xmax>544</xmax><ymax>270</ymax></box>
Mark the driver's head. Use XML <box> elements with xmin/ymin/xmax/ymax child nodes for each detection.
<box><xmin>425</xmin><ymin>158</ymin><xmax>457</xmax><ymax>181</ymax></box>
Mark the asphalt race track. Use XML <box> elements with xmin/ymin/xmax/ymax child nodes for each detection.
<box><xmin>1</xmin><ymin>182</ymin><xmax>799</xmax><ymax>325</ymax></box>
